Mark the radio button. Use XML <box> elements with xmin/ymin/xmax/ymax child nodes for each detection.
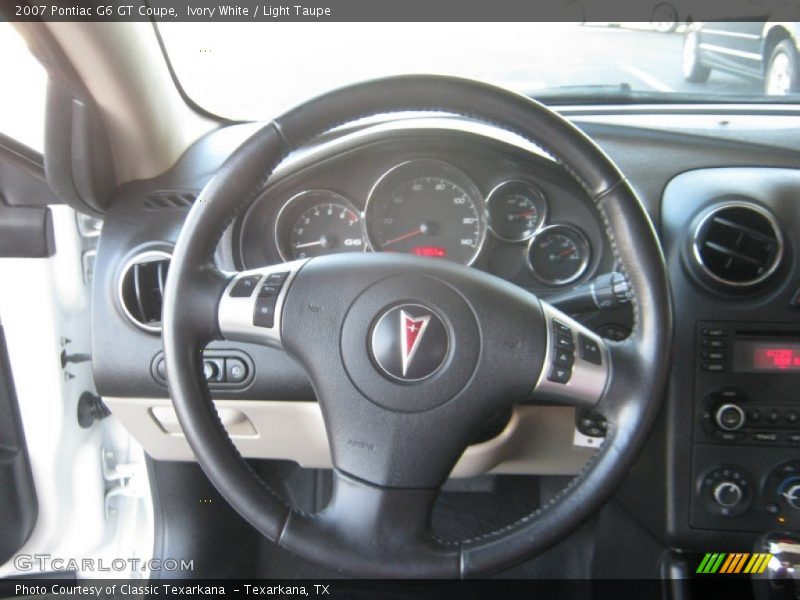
<box><xmin>746</xmin><ymin>409</ymin><xmax>761</xmax><ymax>423</ymax></box>
<box><xmin>702</xmin><ymin>351</ymin><xmax>725</xmax><ymax>361</ymax></box>
<box><xmin>702</xmin><ymin>328</ymin><xmax>727</xmax><ymax>337</ymax></box>
<box><xmin>785</xmin><ymin>410</ymin><xmax>799</xmax><ymax>424</ymax></box>
<box><xmin>554</xmin><ymin>349</ymin><xmax>575</xmax><ymax>368</ymax></box>
<box><xmin>767</xmin><ymin>410</ymin><xmax>782</xmax><ymax>424</ymax></box>
<box><xmin>753</xmin><ymin>432</ymin><xmax>779</xmax><ymax>443</ymax></box>
<box><xmin>716</xmin><ymin>404</ymin><xmax>745</xmax><ymax>431</ymax></box>
<box><xmin>702</xmin><ymin>363</ymin><xmax>725</xmax><ymax>372</ymax></box>
<box><xmin>714</xmin><ymin>431</ymin><xmax>745</xmax><ymax>442</ymax></box>
<box><xmin>787</xmin><ymin>433</ymin><xmax>800</xmax><ymax>444</ymax></box>
<box><xmin>552</xmin><ymin>319</ymin><xmax>572</xmax><ymax>337</ymax></box>
<box><xmin>548</xmin><ymin>365</ymin><xmax>571</xmax><ymax>384</ymax></box>
<box><xmin>717</xmin><ymin>388</ymin><xmax>746</xmax><ymax>400</ymax></box>
<box><xmin>555</xmin><ymin>334</ymin><xmax>575</xmax><ymax>351</ymax></box>
<box><xmin>701</xmin><ymin>339</ymin><xmax>726</xmax><ymax>349</ymax></box>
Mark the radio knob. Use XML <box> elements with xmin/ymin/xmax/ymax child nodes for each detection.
<box><xmin>782</xmin><ymin>483</ymin><xmax>800</xmax><ymax>510</ymax></box>
<box><xmin>713</xmin><ymin>481</ymin><xmax>744</xmax><ymax>508</ymax></box>
<box><xmin>715</xmin><ymin>403</ymin><xmax>745</xmax><ymax>431</ymax></box>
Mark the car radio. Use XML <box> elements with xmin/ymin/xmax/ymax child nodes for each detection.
<box><xmin>695</xmin><ymin>321</ymin><xmax>800</xmax><ymax>447</ymax></box>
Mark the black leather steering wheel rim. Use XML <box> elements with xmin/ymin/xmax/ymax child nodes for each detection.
<box><xmin>162</xmin><ymin>75</ymin><xmax>672</xmax><ymax>578</ymax></box>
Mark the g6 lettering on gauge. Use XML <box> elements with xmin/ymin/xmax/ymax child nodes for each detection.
<box><xmin>365</xmin><ymin>160</ymin><xmax>486</xmax><ymax>266</ymax></box>
<box><xmin>274</xmin><ymin>190</ymin><xmax>364</xmax><ymax>261</ymax></box>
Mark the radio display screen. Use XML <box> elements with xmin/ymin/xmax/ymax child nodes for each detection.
<box><xmin>733</xmin><ymin>341</ymin><xmax>800</xmax><ymax>372</ymax></box>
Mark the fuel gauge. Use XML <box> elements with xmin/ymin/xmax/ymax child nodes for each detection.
<box><xmin>487</xmin><ymin>180</ymin><xmax>547</xmax><ymax>242</ymax></box>
<box><xmin>527</xmin><ymin>224</ymin><xmax>591</xmax><ymax>286</ymax></box>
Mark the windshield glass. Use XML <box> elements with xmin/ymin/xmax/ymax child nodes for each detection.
<box><xmin>159</xmin><ymin>22</ymin><xmax>798</xmax><ymax>121</ymax></box>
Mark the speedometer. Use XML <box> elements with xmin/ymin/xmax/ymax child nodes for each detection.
<box><xmin>365</xmin><ymin>160</ymin><xmax>485</xmax><ymax>266</ymax></box>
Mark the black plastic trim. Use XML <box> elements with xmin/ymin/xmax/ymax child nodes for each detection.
<box><xmin>0</xmin><ymin>199</ymin><xmax>54</xmax><ymax>258</ymax></box>
<box><xmin>0</xmin><ymin>323</ymin><xmax>38</xmax><ymax>565</ymax></box>
<box><xmin>44</xmin><ymin>79</ymin><xmax>116</xmax><ymax>216</ymax></box>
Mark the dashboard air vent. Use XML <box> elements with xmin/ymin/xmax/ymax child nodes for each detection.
<box><xmin>118</xmin><ymin>251</ymin><xmax>171</xmax><ymax>333</ymax></box>
<box><xmin>142</xmin><ymin>190</ymin><xmax>198</xmax><ymax>209</ymax></box>
<box><xmin>692</xmin><ymin>202</ymin><xmax>783</xmax><ymax>288</ymax></box>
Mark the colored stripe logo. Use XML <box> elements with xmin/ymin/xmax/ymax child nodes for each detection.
<box><xmin>696</xmin><ymin>553</ymin><xmax>773</xmax><ymax>574</ymax></box>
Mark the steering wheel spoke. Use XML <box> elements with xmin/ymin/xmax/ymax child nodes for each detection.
<box><xmin>280</xmin><ymin>470</ymin><xmax>460</xmax><ymax>577</ymax></box>
<box><xmin>531</xmin><ymin>301</ymin><xmax>610</xmax><ymax>409</ymax></box>
<box><xmin>217</xmin><ymin>260</ymin><xmax>308</xmax><ymax>348</ymax></box>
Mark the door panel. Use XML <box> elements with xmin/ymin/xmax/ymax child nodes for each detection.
<box><xmin>0</xmin><ymin>137</ymin><xmax>50</xmax><ymax>564</ymax></box>
<box><xmin>0</xmin><ymin>321</ymin><xmax>37</xmax><ymax>566</ymax></box>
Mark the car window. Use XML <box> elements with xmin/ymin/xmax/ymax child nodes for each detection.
<box><xmin>159</xmin><ymin>22</ymin><xmax>800</xmax><ymax>122</ymax></box>
<box><xmin>0</xmin><ymin>23</ymin><xmax>47</xmax><ymax>152</ymax></box>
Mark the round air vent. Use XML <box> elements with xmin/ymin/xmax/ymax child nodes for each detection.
<box><xmin>691</xmin><ymin>202</ymin><xmax>783</xmax><ymax>289</ymax></box>
<box><xmin>118</xmin><ymin>250</ymin><xmax>171</xmax><ymax>333</ymax></box>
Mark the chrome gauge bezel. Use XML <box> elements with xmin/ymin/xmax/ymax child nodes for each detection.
<box><xmin>485</xmin><ymin>179</ymin><xmax>548</xmax><ymax>243</ymax></box>
<box><xmin>273</xmin><ymin>189</ymin><xmax>364</xmax><ymax>262</ymax></box>
<box><xmin>526</xmin><ymin>223</ymin><xmax>592</xmax><ymax>287</ymax></box>
<box><xmin>363</xmin><ymin>159</ymin><xmax>487</xmax><ymax>267</ymax></box>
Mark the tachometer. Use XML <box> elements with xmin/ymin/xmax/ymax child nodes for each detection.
<box><xmin>275</xmin><ymin>190</ymin><xmax>364</xmax><ymax>260</ymax></box>
<box><xmin>365</xmin><ymin>160</ymin><xmax>485</xmax><ymax>266</ymax></box>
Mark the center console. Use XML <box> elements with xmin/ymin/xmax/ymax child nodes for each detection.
<box><xmin>660</xmin><ymin>167</ymin><xmax>800</xmax><ymax>549</ymax></box>
<box><xmin>692</xmin><ymin>321</ymin><xmax>800</xmax><ymax>532</ymax></box>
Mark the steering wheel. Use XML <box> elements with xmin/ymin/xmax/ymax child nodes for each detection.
<box><xmin>162</xmin><ymin>75</ymin><xmax>671</xmax><ymax>577</ymax></box>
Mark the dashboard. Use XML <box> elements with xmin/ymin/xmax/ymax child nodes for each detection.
<box><xmin>90</xmin><ymin>108</ymin><xmax>800</xmax><ymax>559</ymax></box>
<box><xmin>234</xmin><ymin>121</ymin><xmax>612</xmax><ymax>296</ymax></box>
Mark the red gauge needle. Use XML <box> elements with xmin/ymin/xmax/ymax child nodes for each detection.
<box><xmin>559</xmin><ymin>247</ymin><xmax>577</xmax><ymax>257</ymax></box>
<box><xmin>511</xmin><ymin>210</ymin><xmax>537</xmax><ymax>220</ymax></box>
<box><xmin>381</xmin><ymin>227</ymin><xmax>423</xmax><ymax>248</ymax></box>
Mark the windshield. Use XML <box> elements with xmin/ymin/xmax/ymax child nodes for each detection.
<box><xmin>159</xmin><ymin>22</ymin><xmax>797</xmax><ymax>121</ymax></box>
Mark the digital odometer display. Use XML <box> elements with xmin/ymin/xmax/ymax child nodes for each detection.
<box><xmin>733</xmin><ymin>341</ymin><xmax>800</xmax><ymax>372</ymax></box>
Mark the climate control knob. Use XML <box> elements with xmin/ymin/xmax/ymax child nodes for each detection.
<box><xmin>715</xmin><ymin>403</ymin><xmax>745</xmax><ymax>431</ymax></box>
<box><xmin>782</xmin><ymin>483</ymin><xmax>800</xmax><ymax>510</ymax></box>
<box><xmin>713</xmin><ymin>481</ymin><xmax>744</xmax><ymax>508</ymax></box>
<box><xmin>698</xmin><ymin>465</ymin><xmax>752</xmax><ymax>518</ymax></box>
<box><xmin>762</xmin><ymin>462</ymin><xmax>800</xmax><ymax>529</ymax></box>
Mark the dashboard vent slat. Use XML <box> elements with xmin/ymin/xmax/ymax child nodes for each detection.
<box><xmin>118</xmin><ymin>251</ymin><xmax>172</xmax><ymax>333</ymax></box>
<box><xmin>142</xmin><ymin>190</ymin><xmax>198</xmax><ymax>210</ymax></box>
<box><xmin>693</xmin><ymin>203</ymin><xmax>783</xmax><ymax>289</ymax></box>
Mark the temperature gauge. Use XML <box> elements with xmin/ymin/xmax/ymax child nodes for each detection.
<box><xmin>527</xmin><ymin>224</ymin><xmax>591</xmax><ymax>286</ymax></box>
<box><xmin>486</xmin><ymin>180</ymin><xmax>547</xmax><ymax>242</ymax></box>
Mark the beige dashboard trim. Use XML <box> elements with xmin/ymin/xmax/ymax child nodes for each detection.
<box><xmin>105</xmin><ymin>398</ymin><xmax>596</xmax><ymax>477</ymax></box>
<box><xmin>43</xmin><ymin>22</ymin><xmax>215</xmax><ymax>183</ymax></box>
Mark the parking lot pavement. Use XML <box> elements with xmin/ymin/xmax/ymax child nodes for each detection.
<box><xmin>474</xmin><ymin>24</ymin><xmax>764</xmax><ymax>98</ymax></box>
<box><xmin>579</xmin><ymin>25</ymin><xmax>764</xmax><ymax>97</ymax></box>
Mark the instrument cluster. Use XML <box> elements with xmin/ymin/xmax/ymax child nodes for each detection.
<box><xmin>267</xmin><ymin>158</ymin><xmax>593</xmax><ymax>287</ymax></box>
